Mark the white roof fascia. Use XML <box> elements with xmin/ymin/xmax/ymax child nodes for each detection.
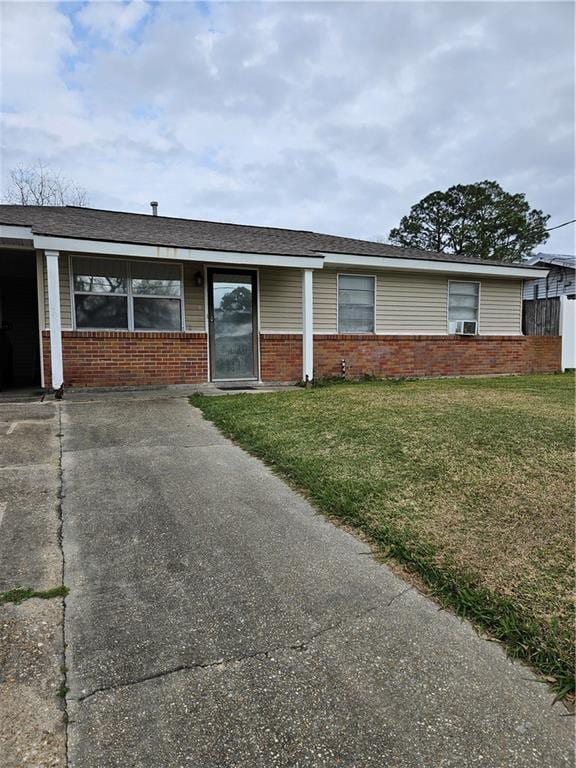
<box><xmin>31</xmin><ymin>235</ymin><xmax>325</xmax><ymax>269</ymax></box>
<box><xmin>0</xmin><ymin>225</ymin><xmax>34</xmax><ymax>241</ymax></box>
<box><xmin>4</xmin><ymin>229</ymin><xmax>549</xmax><ymax>277</ymax></box>
<box><xmin>321</xmin><ymin>252</ymin><xmax>548</xmax><ymax>279</ymax></box>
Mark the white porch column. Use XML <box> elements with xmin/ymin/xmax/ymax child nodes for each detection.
<box><xmin>45</xmin><ymin>250</ymin><xmax>64</xmax><ymax>390</ymax></box>
<box><xmin>302</xmin><ymin>268</ymin><xmax>314</xmax><ymax>382</ymax></box>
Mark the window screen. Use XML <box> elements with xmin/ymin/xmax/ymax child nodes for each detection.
<box><xmin>73</xmin><ymin>258</ymin><xmax>129</xmax><ymax>328</ymax></box>
<box><xmin>131</xmin><ymin>261</ymin><xmax>182</xmax><ymax>297</ymax></box>
<box><xmin>338</xmin><ymin>275</ymin><xmax>375</xmax><ymax>333</ymax></box>
<box><xmin>131</xmin><ymin>262</ymin><xmax>182</xmax><ymax>330</ymax></box>
<box><xmin>133</xmin><ymin>297</ymin><xmax>181</xmax><ymax>330</ymax></box>
<box><xmin>448</xmin><ymin>282</ymin><xmax>479</xmax><ymax>331</ymax></box>
<box><xmin>75</xmin><ymin>295</ymin><xmax>129</xmax><ymax>329</ymax></box>
<box><xmin>73</xmin><ymin>258</ymin><xmax>128</xmax><ymax>294</ymax></box>
<box><xmin>448</xmin><ymin>282</ymin><xmax>479</xmax><ymax>320</ymax></box>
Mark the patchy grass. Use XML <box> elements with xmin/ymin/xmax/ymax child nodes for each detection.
<box><xmin>191</xmin><ymin>373</ymin><xmax>575</xmax><ymax>697</ymax></box>
<box><xmin>57</xmin><ymin>681</ymin><xmax>69</xmax><ymax>699</ymax></box>
<box><xmin>0</xmin><ymin>585</ymin><xmax>69</xmax><ymax>605</ymax></box>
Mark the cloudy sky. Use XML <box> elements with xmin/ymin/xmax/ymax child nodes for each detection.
<box><xmin>1</xmin><ymin>0</ymin><xmax>574</xmax><ymax>252</ymax></box>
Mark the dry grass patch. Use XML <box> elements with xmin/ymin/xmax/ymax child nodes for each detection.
<box><xmin>192</xmin><ymin>373</ymin><xmax>575</xmax><ymax>696</ymax></box>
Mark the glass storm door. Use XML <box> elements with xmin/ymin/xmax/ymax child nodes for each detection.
<box><xmin>208</xmin><ymin>270</ymin><xmax>258</xmax><ymax>380</ymax></box>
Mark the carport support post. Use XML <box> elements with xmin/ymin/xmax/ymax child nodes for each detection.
<box><xmin>45</xmin><ymin>250</ymin><xmax>64</xmax><ymax>390</ymax></box>
<box><xmin>302</xmin><ymin>269</ymin><xmax>314</xmax><ymax>384</ymax></box>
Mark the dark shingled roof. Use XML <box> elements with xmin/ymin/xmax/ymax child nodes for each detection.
<box><xmin>0</xmin><ymin>205</ymin><xmax>543</xmax><ymax>270</ymax></box>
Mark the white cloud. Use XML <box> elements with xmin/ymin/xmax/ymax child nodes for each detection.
<box><xmin>0</xmin><ymin>1</ymin><xmax>574</xmax><ymax>252</ymax></box>
<box><xmin>0</xmin><ymin>1</ymin><xmax>77</xmax><ymax>112</ymax></box>
<box><xmin>76</xmin><ymin>0</ymin><xmax>151</xmax><ymax>47</ymax></box>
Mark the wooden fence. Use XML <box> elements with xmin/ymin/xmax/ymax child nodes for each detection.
<box><xmin>522</xmin><ymin>297</ymin><xmax>560</xmax><ymax>336</ymax></box>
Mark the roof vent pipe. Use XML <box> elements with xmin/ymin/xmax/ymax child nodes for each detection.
<box><xmin>150</xmin><ymin>201</ymin><xmax>158</xmax><ymax>216</ymax></box>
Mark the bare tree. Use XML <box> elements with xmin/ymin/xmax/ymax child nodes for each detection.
<box><xmin>3</xmin><ymin>160</ymin><xmax>89</xmax><ymax>206</ymax></box>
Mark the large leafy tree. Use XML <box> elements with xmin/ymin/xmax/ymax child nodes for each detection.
<box><xmin>389</xmin><ymin>181</ymin><xmax>549</xmax><ymax>262</ymax></box>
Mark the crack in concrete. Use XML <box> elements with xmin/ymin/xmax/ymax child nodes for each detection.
<box><xmin>71</xmin><ymin>586</ymin><xmax>414</xmax><ymax>705</ymax></box>
<box><xmin>56</xmin><ymin>403</ymin><xmax>70</xmax><ymax>768</ymax></box>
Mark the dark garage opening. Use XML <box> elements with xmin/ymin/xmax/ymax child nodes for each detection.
<box><xmin>0</xmin><ymin>250</ymin><xmax>41</xmax><ymax>390</ymax></box>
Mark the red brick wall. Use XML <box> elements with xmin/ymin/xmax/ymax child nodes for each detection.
<box><xmin>42</xmin><ymin>331</ymin><xmax>208</xmax><ymax>388</ymax></box>
<box><xmin>259</xmin><ymin>334</ymin><xmax>561</xmax><ymax>382</ymax></box>
<box><xmin>41</xmin><ymin>331</ymin><xmax>561</xmax><ymax>388</ymax></box>
<box><xmin>260</xmin><ymin>334</ymin><xmax>303</xmax><ymax>382</ymax></box>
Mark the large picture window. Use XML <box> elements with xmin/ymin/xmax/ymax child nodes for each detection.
<box><xmin>73</xmin><ymin>257</ymin><xmax>183</xmax><ymax>331</ymax></box>
<box><xmin>448</xmin><ymin>281</ymin><xmax>480</xmax><ymax>332</ymax></box>
<box><xmin>338</xmin><ymin>274</ymin><xmax>375</xmax><ymax>333</ymax></box>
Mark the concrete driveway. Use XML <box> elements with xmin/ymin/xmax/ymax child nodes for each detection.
<box><xmin>0</xmin><ymin>399</ymin><xmax>65</xmax><ymax>767</ymax></box>
<box><xmin>54</xmin><ymin>391</ymin><xmax>572</xmax><ymax>767</ymax></box>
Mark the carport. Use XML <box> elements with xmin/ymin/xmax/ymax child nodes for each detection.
<box><xmin>0</xmin><ymin>248</ymin><xmax>42</xmax><ymax>391</ymax></box>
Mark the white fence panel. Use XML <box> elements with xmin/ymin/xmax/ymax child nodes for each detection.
<box><xmin>560</xmin><ymin>296</ymin><xmax>575</xmax><ymax>371</ymax></box>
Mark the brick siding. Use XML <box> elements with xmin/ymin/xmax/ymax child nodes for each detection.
<box><xmin>260</xmin><ymin>334</ymin><xmax>561</xmax><ymax>382</ymax></box>
<box><xmin>41</xmin><ymin>331</ymin><xmax>561</xmax><ymax>389</ymax></box>
<box><xmin>259</xmin><ymin>334</ymin><xmax>303</xmax><ymax>382</ymax></box>
<box><xmin>42</xmin><ymin>331</ymin><xmax>208</xmax><ymax>388</ymax></box>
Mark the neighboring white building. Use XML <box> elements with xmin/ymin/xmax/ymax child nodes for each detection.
<box><xmin>522</xmin><ymin>253</ymin><xmax>575</xmax><ymax>370</ymax></box>
<box><xmin>523</xmin><ymin>253</ymin><xmax>575</xmax><ymax>300</ymax></box>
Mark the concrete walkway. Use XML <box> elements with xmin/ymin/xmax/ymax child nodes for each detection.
<box><xmin>60</xmin><ymin>391</ymin><xmax>573</xmax><ymax>767</ymax></box>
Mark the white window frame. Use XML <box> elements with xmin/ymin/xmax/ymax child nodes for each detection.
<box><xmin>447</xmin><ymin>280</ymin><xmax>481</xmax><ymax>334</ymax></box>
<box><xmin>70</xmin><ymin>255</ymin><xmax>185</xmax><ymax>332</ymax></box>
<box><xmin>337</xmin><ymin>273</ymin><xmax>377</xmax><ymax>334</ymax></box>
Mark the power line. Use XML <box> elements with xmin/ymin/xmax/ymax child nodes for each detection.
<box><xmin>546</xmin><ymin>219</ymin><xmax>576</xmax><ymax>232</ymax></box>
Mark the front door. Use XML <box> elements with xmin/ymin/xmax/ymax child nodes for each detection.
<box><xmin>207</xmin><ymin>269</ymin><xmax>258</xmax><ymax>380</ymax></box>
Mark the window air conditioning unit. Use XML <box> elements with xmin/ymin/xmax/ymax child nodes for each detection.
<box><xmin>454</xmin><ymin>320</ymin><xmax>478</xmax><ymax>335</ymax></box>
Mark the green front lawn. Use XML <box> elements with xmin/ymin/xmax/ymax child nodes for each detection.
<box><xmin>191</xmin><ymin>373</ymin><xmax>575</xmax><ymax>696</ymax></box>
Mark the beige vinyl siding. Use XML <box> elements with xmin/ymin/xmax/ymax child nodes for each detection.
<box><xmin>259</xmin><ymin>267</ymin><xmax>302</xmax><ymax>332</ymax></box>
<box><xmin>40</xmin><ymin>255</ymin><xmax>524</xmax><ymax>337</ymax></box>
<box><xmin>313</xmin><ymin>267</ymin><xmax>524</xmax><ymax>336</ymax></box>
<box><xmin>314</xmin><ymin>267</ymin><xmax>447</xmax><ymax>334</ymax></box>
<box><xmin>313</xmin><ymin>269</ymin><xmax>338</xmax><ymax>332</ymax></box>
<box><xmin>183</xmin><ymin>263</ymin><xmax>205</xmax><ymax>331</ymax></box>
<box><xmin>377</xmin><ymin>272</ymin><xmax>448</xmax><ymax>334</ymax></box>
<box><xmin>479</xmin><ymin>279</ymin><xmax>523</xmax><ymax>335</ymax></box>
<box><xmin>43</xmin><ymin>253</ymin><xmax>72</xmax><ymax>329</ymax></box>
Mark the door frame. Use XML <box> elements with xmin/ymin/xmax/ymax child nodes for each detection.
<box><xmin>206</xmin><ymin>267</ymin><xmax>259</xmax><ymax>382</ymax></box>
